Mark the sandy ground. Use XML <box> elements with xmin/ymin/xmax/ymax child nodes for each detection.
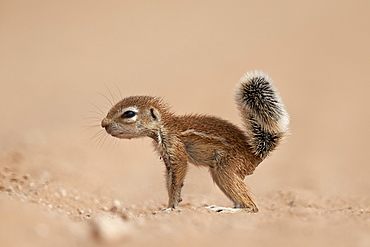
<box><xmin>1</xmin><ymin>1</ymin><xmax>370</xmax><ymax>246</ymax></box>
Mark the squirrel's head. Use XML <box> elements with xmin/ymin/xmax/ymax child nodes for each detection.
<box><xmin>101</xmin><ymin>96</ymin><xmax>168</xmax><ymax>140</ymax></box>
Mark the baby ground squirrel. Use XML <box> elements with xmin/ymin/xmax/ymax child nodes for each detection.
<box><xmin>101</xmin><ymin>71</ymin><xmax>289</xmax><ymax>213</ymax></box>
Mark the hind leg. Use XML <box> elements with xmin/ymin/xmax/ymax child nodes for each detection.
<box><xmin>207</xmin><ymin>167</ymin><xmax>258</xmax><ymax>213</ymax></box>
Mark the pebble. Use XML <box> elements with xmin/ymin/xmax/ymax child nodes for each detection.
<box><xmin>91</xmin><ymin>216</ymin><xmax>131</xmax><ymax>243</ymax></box>
<box><xmin>112</xmin><ymin>200</ymin><xmax>121</xmax><ymax>208</ymax></box>
<box><xmin>59</xmin><ymin>189</ymin><xmax>67</xmax><ymax>197</ymax></box>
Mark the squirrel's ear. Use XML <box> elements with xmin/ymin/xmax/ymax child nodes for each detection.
<box><xmin>149</xmin><ymin>108</ymin><xmax>161</xmax><ymax>121</ymax></box>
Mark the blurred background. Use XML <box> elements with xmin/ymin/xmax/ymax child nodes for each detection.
<box><xmin>1</xmin><ymin>0</ymin><xmax>370</xmax><ymax>208</ymax></box>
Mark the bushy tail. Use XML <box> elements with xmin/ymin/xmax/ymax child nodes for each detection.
<box><xmin>235</xmin><ymin>71</ymin><xmax>289</xmax><ymax>159</ymax></box>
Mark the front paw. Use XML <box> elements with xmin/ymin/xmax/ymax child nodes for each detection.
<box><xmin>161</xmin><ymin>207</ymin><xmax>175</xmax><ymax>212</ymax></box>
<box><xmin>155</xmin><ymin>207</ymin><xmax>181</xmax><ymax>213</ymax></box>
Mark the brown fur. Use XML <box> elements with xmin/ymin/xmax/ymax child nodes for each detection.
<box><xmin>101</xmin><ymin>72</ymin><xmax>289</xmax><ymax>213</ymax></box>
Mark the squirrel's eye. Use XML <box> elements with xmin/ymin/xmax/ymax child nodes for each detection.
<box><xmin>121</xmin><ymin>111</ymin><xmax>136</xmax><ymax>119</ymax></box>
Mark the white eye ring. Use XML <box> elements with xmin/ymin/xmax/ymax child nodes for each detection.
<box><xmin>121</xmin><ymin>110</ymin><xmax>136</xmax><ymax>119</ymax></box>
<box><xmin>120</xmin><ymin>107</ymin><xmax>138</xmax><ymax>122</ymax></box>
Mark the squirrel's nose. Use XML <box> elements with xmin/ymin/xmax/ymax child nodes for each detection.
<box><xmin>101</xmin><ymin>118</ymin><xmax>110</xmax><ymax>128</ymax></box>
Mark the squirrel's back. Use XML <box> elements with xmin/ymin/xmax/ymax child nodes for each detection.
<box><xmin>235</xmin><ymin>71</ymin><xmax>289</xmax><ymax>159</ymax></box>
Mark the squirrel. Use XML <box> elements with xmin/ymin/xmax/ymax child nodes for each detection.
<box><xmin>101</xmin><ymin>71</ymin><xmax>289</xmax><ymax>213</ymax></box>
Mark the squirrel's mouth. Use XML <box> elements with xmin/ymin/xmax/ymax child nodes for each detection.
<box><xmin>104</xmin><ymin>127</ymin><xmax>135</xmax><ymax>140</ymax></box>
<box><xmin>103</xmin><ymin>126</ymin><xmax>120</xmax><ymax>136</ymax></box>
<box><xmin>110</xmin><ymin>131</ymin><xmax>122</xmax><ymax>137</ymax></box>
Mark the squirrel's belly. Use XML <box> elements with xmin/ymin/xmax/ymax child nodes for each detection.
<box><xmin>183</xmin><ymin>140</ymin><xmax>225</xmax><ymax>167</ymax></box>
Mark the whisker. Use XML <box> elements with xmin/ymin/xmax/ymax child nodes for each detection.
<box><xmin>100</xmin><ymin>134</ymin><xmax>111</xmax><ymax>149</ymax></box>
<box><xmin>88</xmin><ymin>84</ymin><xmax>123</xmax><ymax>149</ymax></box>
<box><xmin>104</xmin><ymin>83</ymin><xmax>118</xmax><ymax>106</ymax></box>
<box><xmin>87</xmin><ymin>113</ymin><xmax>105</xmax><ymax>120</ymax></box>
<box><xmin>94</xmin><ymin>132</ymin><xmax>107</xmax><ymax>149</ymax></box>
<box><xmin>98</xmin><ymin>92</ymin><xmax>115</xmax><ymax>108</ymax></box>
<box><xmin>106</xmin><ymin>136</ymin><xmax>115</xmax><ymax>149</ymax></box>
<box><xmin>114</xmin><ymin>82</ymin><xmax>123</xmax><ymax>100</ymax></box>
<box><xmin>85</xmin><ymin>115</ymin><xmax>103</xmax><ymax>120</ymax></box>
<box><xmin>111</xmin><ymin>137</ymin><xmax>120</xmax><ymax>149</ymax></box>
<box><xmin>85</xmin><ymin>120</ymin><xmax>102</xmax><ymax>127</ymax></box>
<box><xmin>89</xmin><ymin>130</ymin><xmax>104</xmax><ymax>144</ymax></box>
<box><xmin>84</xmin><ymin>118</ymin><xmax>98</xmax><ymax>128</ymax></box>
<box><xmin>89</xmin><ymin>102</ymin><xmax>105</xmax><ymax>116</ymax></box>
<box><xmin>84</xmin><ymin>124</ymin><xmax>101</xmax><ymax>130</ymax></box>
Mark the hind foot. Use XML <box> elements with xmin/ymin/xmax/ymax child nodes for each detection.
<box><xmin>205</xmin><ymin>205</ymin><xmax>258</xmax><ymax>213</ymax></box>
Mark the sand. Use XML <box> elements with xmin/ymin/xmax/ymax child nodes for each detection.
<box><xmin>1</xmin><ymin>1</ymin><xmax>370</xmax><ymax>246</ymax></box>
